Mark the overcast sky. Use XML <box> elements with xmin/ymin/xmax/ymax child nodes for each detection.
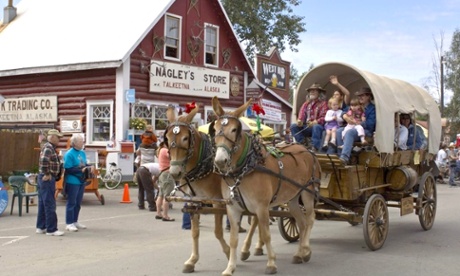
<box><xmin>281</xmin><ymin>0</ymin><xmax>460</xmax><ymax>101</ymax></box>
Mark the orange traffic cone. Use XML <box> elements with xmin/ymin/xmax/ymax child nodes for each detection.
<box><xmin>120</xmin><ymin>183</ymin><xmax>132</xmax><ymax>203</ymax></box>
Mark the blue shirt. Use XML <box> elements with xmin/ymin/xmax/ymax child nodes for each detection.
<box><xmin>361</xmin><ymin>102</ymin><xmax>376</xmax><ymax>137</ymax></box>
<box><xmin>64</xmin><ymin>148</ymin><xmax>88</xmax><ymax>185</ymax></box>
<box><xmin>407</xmin><ymin>124</ymin><xmax>426</xmax><ymax>150</ymax></box>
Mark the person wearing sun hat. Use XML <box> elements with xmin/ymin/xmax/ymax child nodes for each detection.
<box><xmin>36</xmin><ymin>129</ymin><xmax>65</xmax><ymax>236</ymax></box>
<box><xmin>290</xmin><ymin>83</ymin><xmax>328</xmax><ymax>152</ymax></box>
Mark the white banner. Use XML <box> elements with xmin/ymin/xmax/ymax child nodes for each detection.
<box><xmin>0</xmin><ymin>96</ymin><xmax>58</xmax><ymax>122</ymax></box>
<box><xmin>149</xmin><ymin>61</ymin><xmax>230</xmax><ymax>99</ymax></box>
<box><xmin>259</xmin><ymin>98</ymin><xmax>282</xmax><ymax>121</ymax></box>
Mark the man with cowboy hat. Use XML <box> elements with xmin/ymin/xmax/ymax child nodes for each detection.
<box><xmin>334</xmin><ymin>87</ymin><xmax>376</xmax><ymax>164</ymax></box>
<box><xmin>290</xmin><ymin>83</ymin><xmax>328</xmax><ymax>152</ymax></box>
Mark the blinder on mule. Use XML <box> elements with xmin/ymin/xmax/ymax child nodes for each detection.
<box><xmin>215</xmin><ymin>115</ymin><xmax>242</xmax><ymax>155</ymax></box>
<box><xmin>164</xmin><ymin>121</ymin><xmax>196</xmax><ymax>166</ymax></box>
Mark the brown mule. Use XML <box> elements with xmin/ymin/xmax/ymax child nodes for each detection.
<box><xmin>211</xmin><ymin>96</ymin><xmax>320</xmax><ymax>275</ymax></box>
<box><xmin>163</xmin><ymin>105</ymin><xmax>263</xmax><ymax>273</ymax></box>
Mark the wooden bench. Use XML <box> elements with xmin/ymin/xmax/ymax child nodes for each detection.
<box><xmin>316</xmin><ymin>154</ymin><xmax>346</xmax><ymax>170</ymax></box>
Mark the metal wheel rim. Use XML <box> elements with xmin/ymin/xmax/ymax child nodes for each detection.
<box><xmin>418</xmin><ymin>172</ymin><xmax>437</xmax><ymax>231</ymax></box>
<box><xmin>113</xmin><ymin>172</ymin><xmax>122</xmax><ymax>187</ymax></box>
<box><xmin>363</xmin><ymin>194</ymin><xmax>389</xmax><ymax>251</ymax></box>
<box><xmin>278</xmin><ymin>216</ymin><xmax>299</xmax><ymax>243</ymax></box>
<box><xmin>104</xmin><ymin>174</ymin><xmax>117</xmax><ymax>190</ymax></box>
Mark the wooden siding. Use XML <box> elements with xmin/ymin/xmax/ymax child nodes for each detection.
<box><xmin>0</xmin><ymin>68</ymin><xmax>116</xmax><ymax>149</ymax></box>
<box><xmin>128</xmin><ymin>0</ymin><xmax>253</xmax><ymax>112</ymax></box>
<box><xmin>0</xmin><ymin>131</ymin><xmax>40</xmax><ymax>179</ymax></box>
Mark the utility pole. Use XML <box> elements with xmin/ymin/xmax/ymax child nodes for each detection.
<box><xmin>440</xmin><ymin>55</ymin><xmax>445</xmax><ymax>117</ymax></box>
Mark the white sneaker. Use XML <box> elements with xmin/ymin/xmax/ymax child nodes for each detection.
<box><xmin>74</xmin><ymin>222</ymin><xmax>87</xmax><ymax>229</ymax></box>
<box><xmin>46</xmin><ymin>230</ymin><xmax>65</xmax><ymax>236</ymax></box>
<box><xmin>36</xmin><ymin>228</ymin><xmax>46</xmax><ymax>234</ymax></box>
<box><xmin>65</xmin><ymin>224</ymin><xmax>78</xmax><ymax>232</ymax></box>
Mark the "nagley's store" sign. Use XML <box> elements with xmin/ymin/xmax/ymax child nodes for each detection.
<box><xmin>0</xmin><ymin>96</ymin><xmax>58</xmax><ymax>122</ymax></box>
<box><xmin>149</xmin><ymin>61</ymin><xmax>230</xmax><ymax>99</ymax></box>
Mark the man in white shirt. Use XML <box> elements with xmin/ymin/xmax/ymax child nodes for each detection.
<box><xmin>136</xmin><ymin>162</ymin><xmax>160</xmax><ymax>211</ymax></box>
<box><xmin>435</xmin><ymin>144</ymin><xmax>448</xmax><ymax>183</ymax></box>
<box><xmin>394</xmin><ymin>114</ymin><xmax>408</xmax><ymax>150</ymax></box>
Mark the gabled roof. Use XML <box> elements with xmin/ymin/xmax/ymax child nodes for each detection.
<box><xmin>0</xmin><ymin>0</ymin><xmax>174</xmax><ymax>76</ymax></box>
<box><xmin>0</xmin><ymin>0</ymin><xmax>257</xmax><ymax>79</ymax></box>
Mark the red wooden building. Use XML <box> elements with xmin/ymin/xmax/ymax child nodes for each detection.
<box><xmin>0</xmin><ymin>0</ymin><xmax>292</xmax><ymax>174</ymax></box>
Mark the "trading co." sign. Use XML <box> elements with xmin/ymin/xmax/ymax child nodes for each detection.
<box><xmin>0</xmin><ymin>96</ymin><xmax>58</xmax><ymax>122</ymax></box>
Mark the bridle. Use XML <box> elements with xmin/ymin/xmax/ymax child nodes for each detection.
<box><xmin>165</xmin><ymin>121</ymin><xmax>195</xmax><ymax>171</ymax></box>
<box><xmin>165</xmin><ymin>121</ymin><xmax>214</xmax><ymax>196</ymax></box>
<box><xmin>214</xmin><ymin>115</ymin><xmax>245</xmax><ymax>170</ymax></box>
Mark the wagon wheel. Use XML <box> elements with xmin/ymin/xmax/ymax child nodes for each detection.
<box><xmin>363</xmin><ymin>194</ymin><xmax>389</xmax><ymax>251</ymax></box>
<box><xmin>278</xmin><ymin>215</ymin><xmax>299</xmax><ymax>243</ymax></box>
<box><xmin>417</xmin><ymin>172</ymin><xmax>437</xmax><ymax>231</ymax></box>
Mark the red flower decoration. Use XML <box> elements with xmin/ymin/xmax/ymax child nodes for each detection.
<box><xmin>184</xmin><ymin>101</ymin><xmax>196</xmax><ymax>114</ymax></box>
<box><xmin>252</xmin><ymin>103</ymin><xmax>265</xmax><ymax>115</ymax></box>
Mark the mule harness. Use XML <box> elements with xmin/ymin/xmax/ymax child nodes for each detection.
<box><xmin>214</xmin><ymin>115</ymin><xmax>322</xmax><ymax>211</ymax></box>
<box><xmin>166</xmin><ymin>121</ymin><xmax>215</xmax><ymax>197</ymax></box>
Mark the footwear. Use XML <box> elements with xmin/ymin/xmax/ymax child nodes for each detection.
<box><xmin>46</xmin><ymin>230</ymin><xmax>64</xmax><ymax>236</ymax></box>
<box><xmin>65</xmin><ymin>224</ymin><xmax>78</xmax><ymax>232</ymax></box>
<box><xmin>361</xmin><ymin>140</ymin><xmax>368</xmax><ymax>146</ymax></box>
<box><xmin>36</xmin><ymin>228</ymin><xmax>46</xmax><ymax>234</ymax></box>
<box><xmin>225</xmin><ymin>225</ymin><xmax>230</xmax><ymax>231</ymax></box>
<box><xmin>328</xmin><ymin>141</ymin><xmax>337</xmax><ymax>149</ymax></box>
<box><xmin>321</xmin><ymin>144</ymin><xmax>328</xmax><ymax>151</ymax></box>
<box><xmin>309</xmin><ymin>146</ymin><xmax>317</xmax><ymax>153</ymax></box>
<box><xmin>339</xmin><ymin>157</ymin><xmax>348</xmax><ymax>166</ymax></box>
<box><xmin>162</xmin><ymin>217</ymin><xmax>175</xmax><ymax>222</ymax></box>
<box><xmin>148</xmin><ymin>207</ymin><xmax>157</xmax><ymax>212</ymax></box>
<box><xmin>238</xmin><ymin>227</ymin><xmax>247</xmax><ymax>233</ymax></box>
<box><xmin>155</xmin><ymin>215</ymin><xmax>163</xmax><ymax>220</ymax></box>
<box><xmin>74</xmin><ymin>222</ymin><xmax>87</xmax><ymax>229</ymax></box>
<box><xmin>138</xmin><ymin>205</ymin><xmax>145</xmax><ymax>210</ymax></box>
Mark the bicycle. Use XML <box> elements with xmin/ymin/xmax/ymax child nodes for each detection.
<box><xmin>101</xmin><ymin>162</ymin><xmax>123</xmax><ymax>190</ymax></box>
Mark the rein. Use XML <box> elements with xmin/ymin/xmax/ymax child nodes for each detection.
<box><xmin>214</xmin><ymin>114</ymin><xmax>322</xmax><ymax>208</ymax></box>
<box><xmin>166</xmin><ymin>121</ymin><xmax>214</xmax><ymax>197</ymax></box>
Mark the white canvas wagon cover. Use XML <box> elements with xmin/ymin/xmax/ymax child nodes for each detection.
<box><xmin>294</xmin><ymin>62</ymin><xmax>441</xmax><ymax>155</ymax></box>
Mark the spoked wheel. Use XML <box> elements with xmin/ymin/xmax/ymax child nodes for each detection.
<box><xmin>363</xmin><ymin>194</ymin><xmax>389</xmax><ymax>251</ymax></box>
<box><xmin>278</xmin><ymin>215</ymin><xmax>299</xmax><ymax>242</ymax></box>
<box><xmin>417</xmin><ymin>172</ymin><xmax>437</xmax><ymax>230</ymax></box>
<box><xmin>104</xmin><ymin>171</ymin><xmax>122</xmax><ymax>190</ymax></box>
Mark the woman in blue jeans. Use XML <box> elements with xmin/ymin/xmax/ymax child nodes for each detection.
<box><xmin>63</xmin><ymin>135</ymin><xmax>95</xmax><ymax>232</ymax></box>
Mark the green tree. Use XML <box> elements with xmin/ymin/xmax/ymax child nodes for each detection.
<box><xmin>221</xmin><ymin>0</ymin><xmax>306</xmax><ymax>64</ymax></box>
<box><xmin>444</xmin><ymin>29</ymin><xmax>460</xmax><ymax>138</ymax></box>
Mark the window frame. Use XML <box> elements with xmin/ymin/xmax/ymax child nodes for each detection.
<box><xmin>86</xmin><ymin>100</ymin><xmax>114</xmax><ymax>146</ymax></box>
<box><xmin>164</xmin><ymin>13</ymin><xmax>182</xmax><ymax>61</ymax></box>
<box><xmin>204</xmin><ymin>23</ymin><xmax>219</xmax><ymax>67</ymax></box>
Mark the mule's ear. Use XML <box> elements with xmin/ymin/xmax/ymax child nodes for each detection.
<box><xmin>212</xmin><ymin>96</ymin><xmax>225</xmax><ymax>116</ymax></box>
<box><xmin>166</xmin><ymin>105</ymin><xmax>176</xmax><ymax>123</ymax></box>
<box><xmin>208</xmin><ymin>120</ymin><xmax>216</xmax><ymax>138</ymax></box>
<box><xmin>233</xmin><ymin>98</ymin><xmax>252</xmax><ymax>118</ymax></box>
<box><xmin>184</xmin><ymin>104</ymin><xmax>199</xmax><ymax>123</ymax></box>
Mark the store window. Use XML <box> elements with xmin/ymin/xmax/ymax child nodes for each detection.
<box><xmin>164</xmin><ymin>14</ymin><xmax>181</xmax><ymax>60</ymax></box>
<box><xmin>205</xmin><ymin>24</ymin><xmax>219</xmax><ymax>66</ymax></box>
<box><xmin>86</xmin><ymin>100</ymin><xmax>113</xmax><ymax>145</ymax></box>
<box><xmin>132</xmin><ymin>104</ymin><xmax>153</xmax><ymax>125</ymax></box>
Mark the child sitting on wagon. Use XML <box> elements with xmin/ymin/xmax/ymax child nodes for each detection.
<box><xmin>341</xmin><ymin>98</ymin><xmax>367</xmax><ymax>146</ymax></box>
<box><xmin>322</xmin><ymin>98</ymin><xmax>343</xmax><ymax>151</ymax></box>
